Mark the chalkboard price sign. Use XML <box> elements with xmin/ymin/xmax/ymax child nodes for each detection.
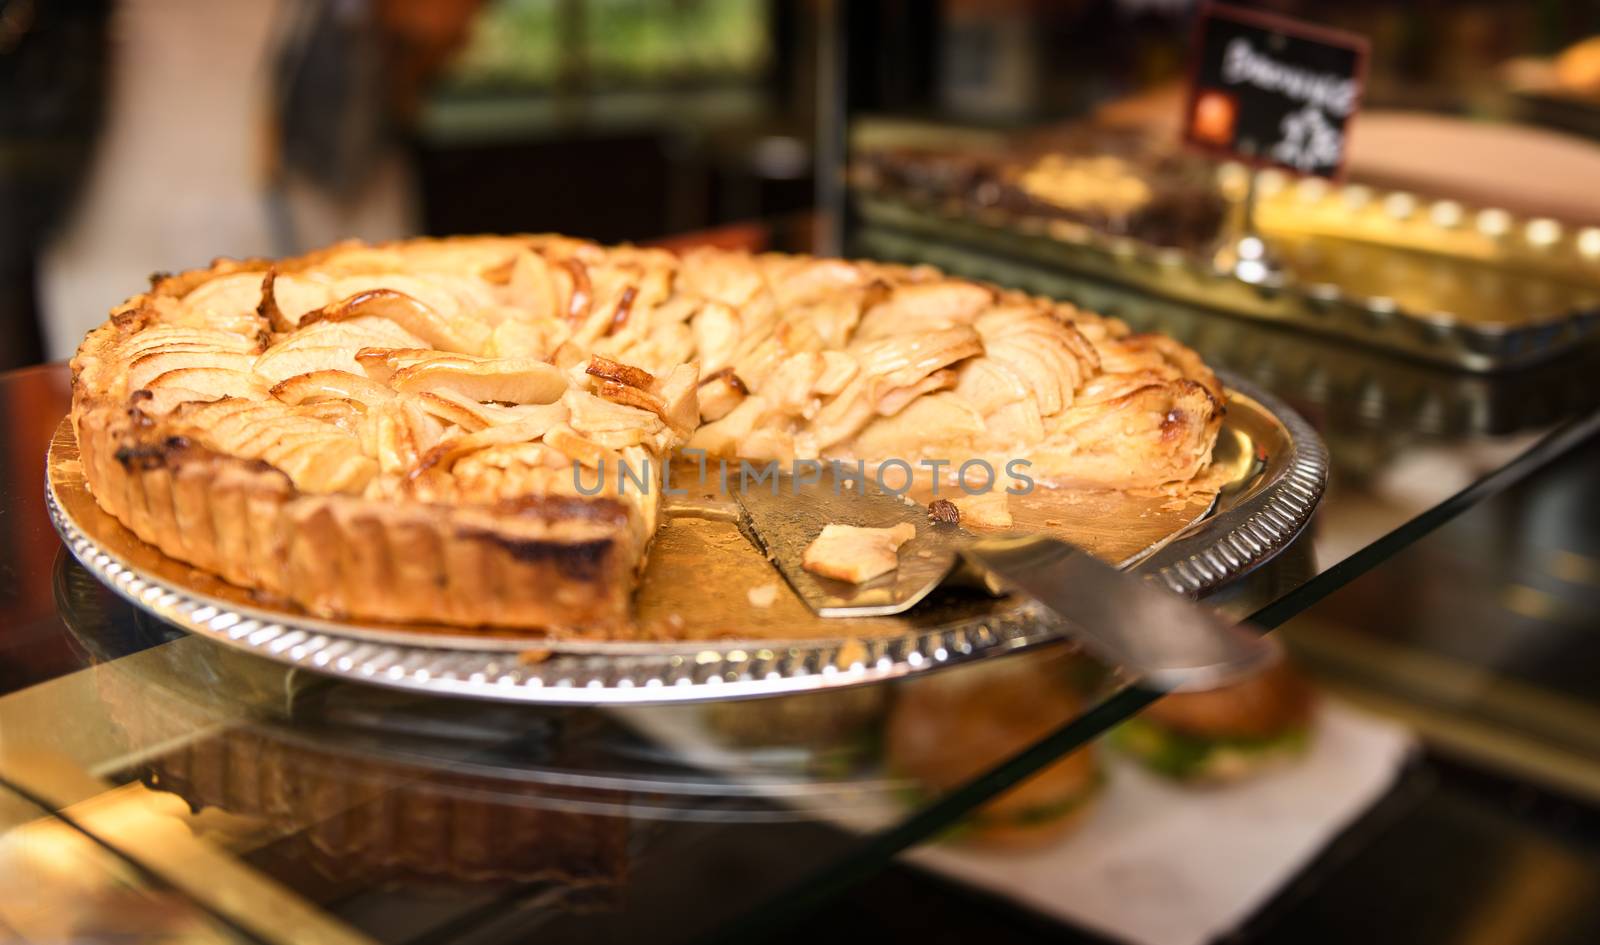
<box><xmin>1183</xmin><ymin>5</ymin><xmax>1370</xmax><ymax>179</ymax></box>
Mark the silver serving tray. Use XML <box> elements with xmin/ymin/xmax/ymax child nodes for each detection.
<box><xmin>47</xmin><ymin>373</ymin><xmax>1326</xmax><ymax>704</ymax></box>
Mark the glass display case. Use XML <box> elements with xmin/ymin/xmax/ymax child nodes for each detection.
<box><xmin>6</xmin><ymin>2</ymin><xmax>1600</xmax><ymax>942</ymax></box>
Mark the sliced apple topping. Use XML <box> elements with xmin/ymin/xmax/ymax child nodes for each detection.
<box><xmin>390</xmin><ymin>357</ymin><xmax>568</xmax><ymax>405</ymax></box>
<box><xmin>127</xmin><ymin>349</ymin><xmax>257</xmax><ymax>392</ymax></box>
<box><xmin>689</xmin><ymin>300</ymin><xmax>741</xmax><ymax>374</ymax></box>
<box><xmin>132</xmin><ymin>386</ymin><xmax>224</xmax><ymax>417</ymax></box>
<box><xmin>850</xmin><ymin>392</ymin><xmax>986</xmax><ymax>461</ymax></box>
<box><xmin>290</xmin><ymin>399</ymin><xmax>365</xmax><ymax>432</ymax></box>
<box><xmin>651</xmin><ymin>363</ymin><xmax>699</xmax><ymax>437</ymax></box>
<box><xmin>874</xmin><ymin>367</ymin><xmax>958</xmax><ymax>417</ymax></box>
<box><xmin>542</xmin><ymin>423</ymin><xmax>624</xmax><ymax>471</ymax></box>
<box><xmin>300</xmin><ymin>289</ymin><xmax>490</xmax><ymax>355</ymax></box>
<box><xmin>686</xmin><ymin>394</ymin><xmax>765</xmax><ymax>455</ymax></box>
<box><xmin>849</xmin><ymin>326</ymin><xmax>983</xmax><ymax>391</ymax></box>
<box><xmin>409</xmin><ymin>411</ymin><xmax>570</xmax><ymax>480</ymax></box>
<box><xmin>120</xmin><ymin>326</ymin><xmax>258</xmax><ymax>358</ymax></box>
<box><xmin>815</xmin><ymin>351</ymin><xmax>860</xmax><ymax>396</ymax></box>
<box><xmin>271</xmin><ymin>316</ymin><xmax>426</xmax><ymax>353</ymax></box>
<box><xmin>93</xmin><ymin>236</ymin><xmax>1225</xmax><ymax>516</ymax></box>
<box><xmin>325</xmin><ymin>273</ymin><xmax>483</xmax><ymax>321</ymax></box>
<box><xmin>565</xmin><ymin>388</ymin><xmax>664</xmax><ymax>437</ymax></box>
<box><xmin>493</xmin><ymin>249</ymin><xmax>562</xmax><ymax>320</ymax></box>
<box><xmin>485</xmin><ymin>319</ymin><xmax>565</xmax><ymax>360</ymax></box>
<box><xmin>582</xmin><ymin>357</ymin><xmax>699</xmax><ymax>440</ymax></box>
<box><xmin>853</xmin><ymin>279</ymin><xmax>994</xmax><ymax>339</ymax></box>
<box><xmin>411</xmin><ymin>390</ymin><xmax>490</xmax><ymax>432</ymax></box>
<box><xmin>145</xmin><ymin>367</ymin><xmax>270</xmax><ymax>401</ymax></box>
<box><xmin>180</xmin><ymin>272</ymin><xmax>270</xmax><ymax>325</ymax></box>
<box><xmin>410</xmin><ymin>389</ymin><xmax>569</xmax><ymax>434</ymax></box>
<box><xmin>257</xmin><ymin>269</ymin><xmax>294</xmax><ymax>333</ymax></box>
<box><xmin>586</xmin><ymin>354</ymin><xmax>656</xmax><ymax>390</ymax></box>
<box><xmin>352</xmin><ymin>347</ymin><xmax>464</xmax><ymax>384</ymax></box>
<box><xmin>367</xmin><ymin>399</ymin><xmax>448</xmax><ymax>476</ymax></box>
<box><xmin>270</xmin><ymin>369</ymin><xmax>397</xmax><ymax>408</ymax></box>
<box><xmin>696</xmin><ymin>367</ymin><xmax>747</xmax><ymax>421</ymax></box>
<box><xmin>253</xmin><ymin>345</ymin><xmax>363</xmax><ymax>384</ymax></box>
<box><xmin>261</xmin><ymin>434</ymin><xmax>377</xmax><ymax>494</ymax></box>
<box><xmin>974</xmin><ymin>307</ymin><xmax>1090</xmax><ymax>416</ymax></box>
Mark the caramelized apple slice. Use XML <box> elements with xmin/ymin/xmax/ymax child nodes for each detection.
<box><xmin>391</xmin><ymin>357</ymin><xmax>567</xmax><ymax>405</ymax></box>
<box><xmin>300</xmin><ymin>289</ymin><xmax>491</xmax><ymax>354</ymax></box>
<box><xmin>586</xmin><ymin>355</ymin><xmax>655</xmax><ymax>390</ymax></box>
<box><xmin>257</xmin><ymin>269</ymin><xmax>295</xmax><ymax>333</ymax></box>
<box><xmin>353</xmin><ymin>347</ymin><xmax>480</xmax><ymax>384</ymax></box>
<box><xmin>270</xmin><ymin>369</ymin><xmax>397</xmax><ymax>407</ymax></box>
<box><xmin>411</xmin><ymin>391</ymin><xmax>490</xmax><ymax>432</ymax></box>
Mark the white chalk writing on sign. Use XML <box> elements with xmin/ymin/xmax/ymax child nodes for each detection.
<box><xmin>1220</xmin><ymin>38</ymin><xmax>1358</xmax><ymax>118</ymax></box>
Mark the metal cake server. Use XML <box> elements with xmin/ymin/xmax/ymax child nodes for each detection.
<box><xmin>733</xmin><ymin>470</ymin><xmax>1276</xmax><ymax>691</ymax></box>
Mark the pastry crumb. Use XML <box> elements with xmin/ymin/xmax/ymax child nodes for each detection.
<box><xmin>747</xmin><ymin>583</ymin><xmax>780</xmax><ymax>607</ymax></box>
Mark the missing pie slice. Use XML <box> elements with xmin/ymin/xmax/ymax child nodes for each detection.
<box><xmin>69</xmin><ymin>236</ymin><xmax>1223</xmax><ymax>634</ymax></box>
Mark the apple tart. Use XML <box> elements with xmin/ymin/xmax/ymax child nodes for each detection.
<box><xmin>70</xmin><ymin>236</ymin><xmax>1223</xmax><ymax>633</ymax></box>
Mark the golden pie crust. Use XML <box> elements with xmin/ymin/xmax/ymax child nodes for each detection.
<box><xmin>70</xmin><ymin>236</ymin><xmax>1223</xmax><ymax>634</ymax></box>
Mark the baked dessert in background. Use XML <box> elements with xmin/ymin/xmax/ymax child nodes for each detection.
<box><xmin>70</xmin><ymin>235</ymin><xmax>1223</xmax><ymax>633</ymax></box>
<box><xmin>858</xmin><ymin>127</ymin><xmax>1228</xmax><ymax>250</ymax></box>
<box><xmin>1112</xmin><ymin>657</ymin><xmax>1316</xmax><ymax>784</ymax></box>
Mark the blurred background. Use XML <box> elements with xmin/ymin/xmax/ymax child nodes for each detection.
<box><xmin>6</xmin><ymin>0</ymin><xmax>1600</xmax><ymax>369</ymax></box>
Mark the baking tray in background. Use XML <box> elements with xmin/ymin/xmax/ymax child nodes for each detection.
<box><xmin>853</xmin><ymin>158</ymin><xmax>1600</xmax><ymax>373</ymax></box>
